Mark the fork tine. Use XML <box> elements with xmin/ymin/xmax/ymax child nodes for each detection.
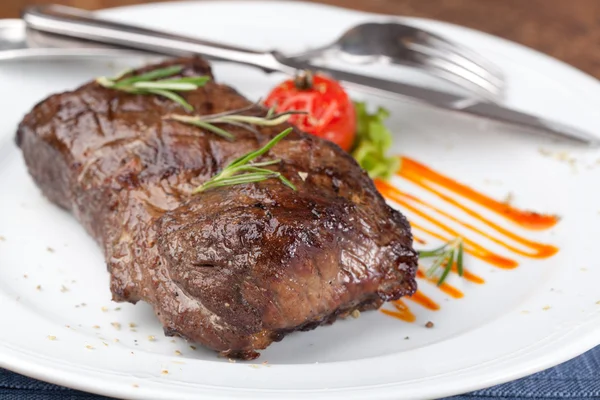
<box><xmin>409</xmin><ymin>44</ymin><xmax>504</xmax><ymax>100</ymax></box>
<box><xmin>391</xmin><ymin>51</ymin><xmax>503</xmax><ymax>101</ymax></box>
<box><xmin>416</xmin><ymin>31</ymin><xmax>505</xmax><ymax>85</ymax></box>
<box><xmin>413</xmin><ymin>40</ymin><xmax>505</xmax><ymax>90</ymax></box>
<box><xmin>409</xmin><ymin>41</ymin><xmax>504</xmax><ymax>91</ymax></box>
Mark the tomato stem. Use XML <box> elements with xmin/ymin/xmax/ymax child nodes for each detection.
<box><xmin>294</xmin><ymin>70</ymin><xmax>314</xmax><ymax>90</ymax></box>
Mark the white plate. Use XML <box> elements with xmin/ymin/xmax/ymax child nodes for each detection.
<box><xmin>1</xmin><ymin>1</ymin><xmax>600</xmax><ymax>399</ymax></box>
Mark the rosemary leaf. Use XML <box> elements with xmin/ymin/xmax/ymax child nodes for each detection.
<box><xmin>169</xmin><ymin>115</ymin><xmax>235</xmax><ymax>140</ymax></box>
<box><xmin>133</xmin><ymin>81</ymin><xmax>198</xmax><ymax>91</ymax></box>
<box><xmin>212</xmin><ymin>114</ymin><xmax>294</xmax><ymax>126</ymax></box>
<box><xmin>111</xmin><ymin>68</ymin><xmax>134</xmax><ymax>81</ymax></box>
<box><xmin>229</xmin><ymin>128</ymin><xmax>293</xmax><ymax>168</ymax></box>
<box><xmin>192</xmin><ymin>128</ymin><xmax>296</xmax><ymax>194</ymax></box>
<box><xmin>113</xmin><ymin>65</ymin><xmax>184</xmax><ymax>87</ymax></box>
<box><xmin>158</xmin><ymin>76</ymin><xmax>210</xmax><ymax>85</ymax></box>
<box><xmin>238</xmin><ymin>159</ymin><xmax>282</xmax><ymax>168</ymax></box>
<box><xmin>419</xmin><ymin>237</ymin><xmax>464</xmax><ymax>286</ymax></box>
<box><xmin>230</xmin><ymin>166</ymin><xmax>282</xmax><ymax>175</ymax></box>
<box><xmin>96</xmin><ymin>65</ymin><xmax>209</xmax><ymax>112</ymax></box>
<box><xmin>426</xmin><ymin>251</ymin><xmax>447</xmax><ymax>278</ymax></box>
<box><xmin>437</xmin><ymin>248</ymin><xmax>454</xmax><ymax>285</ymax></box>
<box><xmin>144</xmin><ymin>89</ymin><xmax>194</xmax><ymax>112</ymax></box>
<box><xmin>416</xmin><ymin>243</ymin><xmax>448</xmax><ymax>258</ymax></box>
<box><xmin>195</xmin><ymin>173</ymin><xmax>277</xmax><ymax>193</ymax></box>
<box><xmin>96</xmin><ymin>76</ymin><xmax>116</xmax><ymax>88</ymax></box>
<box><xmin>456</xmin><ymin>241</ymin><xmax>464</xmax><ymax>277</ymax></box>
<box><xmin>214</xmin><ymin>120</ymin><xmax>261</xmax><ymax>136</ymax></box>
<box><xmin>278</xmin><ymin>174</ymin><xmax>297</xmax><ymax>190</ymax></box>
<box><xmin>166</xmin><ymin>105</ymin><xmax>305</xmax><ymax>140</ymax></box>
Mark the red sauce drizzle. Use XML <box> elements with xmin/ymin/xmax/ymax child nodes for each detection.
<box><xmin>416</xmin><ymin>270</ymin><xmax>464</xmax><ymax>299</ymax></box>
<box><xmin>377</xmin><ymin>180</ymin><xmax>519</xmax><ymax>269</ymax></box>
<box><xmin>381</xmin><ymin>300</ymin><xmax>416</xmax><ymax>322</ymax></box>
<box><xmin>377</xmin><ymin>157</ymin><xmax>559</xmax><ymax>323</ymax></box>
<box><xmin>399</xmin><ymin>157</ymin><xmax>559</xmax><ymax>230</ymax></box>
<box><xmin>409</xmin><ymin>290</ymin><xmax>441</xmax><ymax>309</ymax></box>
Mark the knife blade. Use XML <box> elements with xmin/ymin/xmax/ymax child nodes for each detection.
<box><xmin>277</xmin><ymin>56</ymin><xmax>600</xmax><ymax>146</ymax></box>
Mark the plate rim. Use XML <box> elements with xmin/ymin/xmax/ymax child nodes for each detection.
<box><xmin>2</xmin><ymin>1</ymin><xmax>600</xmax><ymax>399</ymax></box>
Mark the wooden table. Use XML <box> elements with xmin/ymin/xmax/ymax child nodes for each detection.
<box><xmin>2</xmin><ymin>0</ymin><xmax>600</xmax><ymax>79</ymax></box>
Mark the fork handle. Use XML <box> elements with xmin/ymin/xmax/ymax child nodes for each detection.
<box><xmin>22</xmin><ymin>4</ymin><xmax>294</xmax><ymax>73</ymax></box>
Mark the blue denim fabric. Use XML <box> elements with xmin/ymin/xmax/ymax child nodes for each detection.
<box><xmin>450</xmin><ymin>345</ymin><xmax>600</xmax><ymax>399</ymax></box>
<box><xmin>2</xmin><ymin>345</ymin><xmax>599</xmax><ymax>399</ymax></box>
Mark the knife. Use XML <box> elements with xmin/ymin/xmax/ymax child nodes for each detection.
<box><xmin>21</xmin><ymin>4</ymin><xmax>600</xmax><ymax>146</ymax></box>
<box><xmin>279</xmin><ymin>60</ymin><xmax>600</xmax><ymax>146</ymax></box>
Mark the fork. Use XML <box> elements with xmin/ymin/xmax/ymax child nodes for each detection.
<box><xmin>22</xmin><ymin>4</ymin><xmax>504</xmax><ymax>102</ymax></box>
<box><xmin>289</xmin><ymin>22</ymin><xmax>505</xmax><ymax>102</ymax></box>
<box><xmin>16</xmin><ymin>4</ymin><xmax>600</xmax><ymax>145</ymax></box>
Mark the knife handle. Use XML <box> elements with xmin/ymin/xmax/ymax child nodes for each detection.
<box><xmin>22</xmin><ymin>4</ymin><xmax>294</xmax><ymax>73</ymax></box>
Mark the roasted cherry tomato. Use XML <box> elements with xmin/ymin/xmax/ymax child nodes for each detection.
<box><xmin>264</xmin><ymin>72</ymin><xmax>356</xmax><ymax>151</ymax></box>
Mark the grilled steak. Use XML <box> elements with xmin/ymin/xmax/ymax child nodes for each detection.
<box><xmin>16</xmin><ymin>57</ymin><xmax>418</xmax><ymax>359</ymax></box>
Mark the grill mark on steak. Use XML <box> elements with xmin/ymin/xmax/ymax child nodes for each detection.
<box><xmin>16</xmin><ymin>57</ymin><xmax>418</xmax><ymax>359</ymax></box>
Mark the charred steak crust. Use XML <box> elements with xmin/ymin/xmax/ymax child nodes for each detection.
<box><xmin>16</xmin><ymin>57</ymin><xmax>418</xmax><ymax>359</ymax></box>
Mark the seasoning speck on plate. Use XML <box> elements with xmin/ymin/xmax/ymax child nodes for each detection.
<box><xmin>543</xmin><ymin>305</ymin><xmax>552</xmax><ymax>311</ymax></box>
<box><xmin>148</xmin><ymin>335</ymin><xmax>156</xmax><ymax>341</ymax></box>
<box><xmin>161</xmin><ymin>370</ymin><xmax>169</xmax><ymax>375</ymax></box>
<box><xmin>351</xmin><ymin>309</ymin><xmax>360</xmax><ymax>318</ymax></box>
<box><xmin>46</xmin><ymin>247</ymin><xmax>55</xmax><ymax>253</ymax></box>
<box><xmin>503</xmin><ymin>192</ymin><xmax>514</xmax><ymax>205</ymax></box>
<box><xmin>85</xmin><ymin>345</ymin><xmax>94</xmax><ymax>350</ymax></box>
<box><xmin>36</xmin><ymin>285</ymin><xmax>42</xmax><ymax>291</ymax></box>
<box><xmin>111</xmin><ymin>322</ymin><xmax>121</xmax><ymax>330</ymax></box>
<box><xmin>101</xmin><ymin>306</ymin><xmax>109</xmax><ymax>312</ymax></box>
<box><xmin>425</xmin><ymin>321</ymin><xmax>434</xmax><ymax>328</ymax></box>
<box><xmin>60</xmin><ymin>285</ymin><xmax>69</xmax><ymax>293</ymax></box>
<box><xmin>47</xmin><ymin>335</ymin><xmax>57</xmax><ymax>341</ymax></box>
<box><xmin>174</xmin><ymin>350</ymin><xmax>182</xmax><ymax>356</ymax></box>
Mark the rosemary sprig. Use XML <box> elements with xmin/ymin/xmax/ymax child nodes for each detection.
<box><xmin>418</xmin><ymin>238</ymin><xmax>464</xmax><ymax>286</ymax></box>
<box><xmin>193</xmin><ymin>128</ymin><xmax>297</xmax><ymax>194</ymax></box>
<box><xmin>96</xmin><ymin>65</ymin><xmax>209</xmax><ymax>112</ymax></box>
<box><xmin>166</xmin><ymin>104</ymin><xmax>305</xmax><ymax>141</ymax></box>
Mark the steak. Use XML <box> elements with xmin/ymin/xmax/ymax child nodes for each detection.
<box><xmin>16</xmin><ymin>57</ymin><xmax>418</xmax><ymax>359</ymax></box>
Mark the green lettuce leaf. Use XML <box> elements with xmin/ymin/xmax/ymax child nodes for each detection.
<box><xmin>351</xmin><ymin>102</ymin><xmax>399</xmax><ymax>180</ymax></box>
